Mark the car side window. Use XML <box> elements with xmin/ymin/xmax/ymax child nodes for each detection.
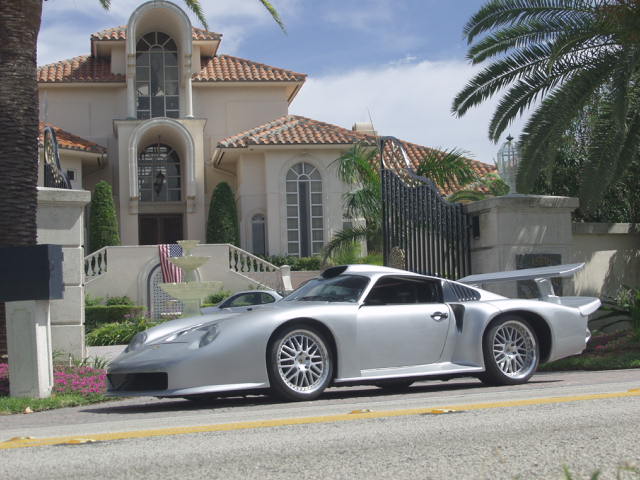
<box><xmin>226</xmin><ymin>293</ymin><xmax>256</xmax><ymax>307</ymax></box>
<box><xmin>258</xmin><ymin>293</ymin><xmax>276</xmax><ymax>304</ymax></box>
<box><xmin>364</xmin><ymin>276</ymin><xmax>442</xmax><ymax>305</ymax></box>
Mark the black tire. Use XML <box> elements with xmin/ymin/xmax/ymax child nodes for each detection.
<box><xmin>374</xmin><ymin>380</ymin><xmax>414</xmax><ymax>392</ymax></box>
<box><xmin>267</xmin><ymin>325</ymin><xmax>333</xmax><ymax>401</ymax></box>
<box><xmin>479</xmin><ymin>316</ymin><xmax>539</xmax><ymax>386</ymax></box>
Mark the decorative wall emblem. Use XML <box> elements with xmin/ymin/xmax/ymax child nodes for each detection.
<box><xmin>42</xmin><ymin>126</ymin><xmax>71</xmax><ymax>189</ymax></box>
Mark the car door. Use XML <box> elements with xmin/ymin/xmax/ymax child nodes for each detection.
<box><xmin>357</xmin><ymin>275</ymin><xmax>450</xmax><ymax>371</ymax></box>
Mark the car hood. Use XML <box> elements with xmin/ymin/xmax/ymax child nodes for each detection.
<box><xmin>141</xmin><ymin>300</ymin><xmax>355</xmax><ymax>345</ymax></box>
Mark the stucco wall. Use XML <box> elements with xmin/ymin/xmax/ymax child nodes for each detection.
<box><xmin>193</xmin><ymin>85</ymin><xmax>289</xmax><ymax>162</ymax></box>
<box><xmin>39</xmin><ymin>87</ymin><xmax>127</xmax><ymax>148</ymax></box>
<box><xmin>467</xmin><ymin>196</ymin><xmax>639</xmax><ymax>299</ymax></box>
<box><xmin>571</xmin><ymin>223</ymin><xmax>640</xmax><ymax>297</ymax></box>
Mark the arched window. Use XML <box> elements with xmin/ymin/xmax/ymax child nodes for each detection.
<box><xmin>251</xmin><ymin>214</ymin><xmax>266</xmax><ymax>255</ymax></box>
<box><xmin>136</xmin><ymin>32</ymin><xmax>179</xmax><ymax>119</ymax></box>
<box><xmin>286</xmin><ymin>162</ymin><xmax>323</xmax><ymax>257</ymax></box>
<box><xmin>138</xmin><ymin>144</ymin><xmax>181</xmax><ymax>202</ymax></box>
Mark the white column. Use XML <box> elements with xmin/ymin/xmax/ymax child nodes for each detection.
<box><xmin>6</xmin><ymin>300</ymin><xmax>53</xmax><ymax>398</ymax></box>
<box><xmin>127</xmin><ymin>53</ymin><xmax>137</xmax><ymax>119</ymax></box>
<box><xmin>184</xmin><ymin>54</ymin><xmax>193</xmax><ymax>118</ymax></box>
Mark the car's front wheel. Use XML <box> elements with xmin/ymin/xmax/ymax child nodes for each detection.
<box><xmin>267</xmin><ymin>325</ymin><xmax>333</xmax><ymax>401</ymax></box>
<box><xmin>480</xmin><ymin>316</ymin><xmax>539</xmax><ymax>386</ymax></box>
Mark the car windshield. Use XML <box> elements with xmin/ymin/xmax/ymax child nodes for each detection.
<box><xmin>285</xmin><ymin>274</ymin><xmax>370</xmax><ymax>303</ymax></box>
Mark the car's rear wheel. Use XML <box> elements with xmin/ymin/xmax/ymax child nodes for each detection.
<box><xmin>479</xmin><ymin>316</ymin><xmax>539</xmax><ymax>386</ymax></box>
<box><xmin>267</xmin><ymin>326</ymin><xmax>333</xmax><ymax>401</ymax></box>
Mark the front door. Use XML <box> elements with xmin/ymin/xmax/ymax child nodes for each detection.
<box><xmin>357</xmin><ymin>275</ymin><xmax>450</xmax><ymax>371</ymax></box>
<box><xmin>139</xmin><ymin>214</ymin><xmax>183</xmax><ymax>245</ymax></box>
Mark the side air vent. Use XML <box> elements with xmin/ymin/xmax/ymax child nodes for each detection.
<box><xmin>449</xmin><ymin>282</ymin><xmax>481</xmax><ymax>302</ymax></box>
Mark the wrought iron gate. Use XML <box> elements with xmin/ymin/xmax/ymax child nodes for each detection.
<box><xmin>380</xmin><ymin>138</ymin><xmax>471</xmax><ymax>279</ymax></box>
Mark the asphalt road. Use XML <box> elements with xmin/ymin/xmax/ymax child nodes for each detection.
<box><xmin>1</xmin><ymin>369</ymin><xmax>639</xmax><ymax>479</ymax></box>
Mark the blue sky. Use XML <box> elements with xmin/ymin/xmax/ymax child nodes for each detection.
<box><xmin>39</xmin><ymin>0</ymin><xmax>527</xmax><ymax>164</ymax></box>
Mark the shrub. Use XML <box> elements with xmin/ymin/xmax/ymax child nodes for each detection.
<box><xmin>85</xmin><ymin>294</ymin><xmax>104</xmax><ymax>307</ymax></box>
<box><xmin>260</xmin><ymin>255</ymin><xmax>322</xmax><ymax>271</ymax></box>
<box><xmin>89</xmin><ymin>180</ymin><xmax>120</xmax><ymax>253</ymax></box>
<box><xmin>105</xmin><ymin>295</ymin><xmax>133</xmax><ymax>306</ymax></box>
<box><xmin>85</xmin><ymin>305</ymin><xmax>145</xmax><ymax>333</ymax></box>
<box><xmin>86</xmin><ymin>317</ymin><xmax>158</xmax><ymax>346</ymax></box>
<box><xmin>206</xmin><ymin>181</ymin><xmax>239</xmax><ymax>245</ymax></box>
<box><xmin>203</xmin><ymin>289</ymin><xmax>232</xmax><ymax>305</ymax></box>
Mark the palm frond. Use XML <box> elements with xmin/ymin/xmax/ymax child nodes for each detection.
<box><xmin>321</xmin><ymin>225</ymin><xmax>373</xmax><ymax>263</ymax></box>
<box><xmin>464</xmin><ymin>0</ymin><xmax>593</xmax><ymax>44</ymax></box>
<box><xmin>516</xmin><ymin>57</ymin><xmax>618</xmax><ymax>193</ymax></box>
<box><xmin>181</xmin><ymin>0</ymin><xmax>209</xmax><ymax>30</ymax></box>
<box><xmin>259</xmin><ymin>0</ymin><xmax>286</xmax><ymax>32</ymax></box>
<box><xmin>468</xmin><ymin>15</ymin><xmax>591</xmax><ymax>64</ymax></box>
<box><xmin>447</xmin><ymin>190</ymin><xmax>488</xmax><ymax>203</ymax></box>
<box><xmin>98</xmin><ymin>0</ymin><xmax>110</xmax><ymax>9</ymax></box>
<box><xmin>580</xmin><ymin>107</ymin><xmax>640</xmax><ymax>212</ymax></box>
<box><xmin>416</xmin><ymin>148</ymin><xmax>480</xmax><ymax>190</ymax></box>
<box><xmin>454</xmin><ymin>43</ymin><xmax>549</xmax><ymax>116</ymax></box>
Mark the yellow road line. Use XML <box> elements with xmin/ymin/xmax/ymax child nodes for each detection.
<box><xmin>2</xmin><ymin>388</ymin><xmax>639</xmax><ymax>450</ymax></box>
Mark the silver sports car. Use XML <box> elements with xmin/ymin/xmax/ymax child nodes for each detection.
<box><xmin>107</xmin><ymin>263</ymin><xmax>599</xmax><ymax>401</ymax></box>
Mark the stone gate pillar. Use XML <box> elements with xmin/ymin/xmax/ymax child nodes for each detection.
<box><xmin>465</xmin><ymin>195</ymin><xmax>578</xmax><ymax>296</ymax></box>
<box><xmin>37</xmin><ymin>187</ymin><xmax>91</xmax><ymax>358</ymax></box>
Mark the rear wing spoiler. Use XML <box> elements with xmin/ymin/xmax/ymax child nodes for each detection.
<box><xmin>458</xmin><ymin>263</ymin><xmax>599</xmax><ymax>314</ymax></box>
<box><xmin>457</xmin><ymin>263</ymin><xmax>585</xmax><ymax>286</ymax></box>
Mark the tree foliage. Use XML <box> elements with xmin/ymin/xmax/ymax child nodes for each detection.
<box><xmin>206</xmin><ymin>182</ymin><xmax>239</xmax><ymax>245</ymax></box>
<box><xmin>532</xmin><ymin>96</ymin><xmax>640</xmax><ymax>221</ymax></box>
<box><xmin>89</xmin><ymin>180</ymin><xmax>120</xmax><ymax>253</ymax></box>
<box><xmin>453</xmin><ymin>0</ymin><xmax>640</xmax><ymax>213</ymax></box>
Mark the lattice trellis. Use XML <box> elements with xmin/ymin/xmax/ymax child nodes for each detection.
<box><xmin>148</xmin><ymin>264</ymin><xmax>183</xmax><ymax>319</ymax></box>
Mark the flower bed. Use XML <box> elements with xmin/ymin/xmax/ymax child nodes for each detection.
<box><xmin>0</xmin><ymin>362</ymin><xmax>107</xmax><ymax>397</ymax></box>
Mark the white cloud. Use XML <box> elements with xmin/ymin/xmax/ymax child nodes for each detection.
<box><xmin>291</xmin><ymin>59</ymin><xmax>529</xmax><ymax>165</ymax></box>
<box><xmin>38</xmin><ymin>0</ymin><xmax>300</xmax><ymax>64</ymax></box>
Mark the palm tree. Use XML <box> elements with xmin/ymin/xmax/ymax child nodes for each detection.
<box><xmin>0</xmin><ymin>0</ymin><xmax>283</xmax><ymax>354</ymax></box>
<box><xmin>322</xmin><ymin>144</ymin><xmax>482</xmax><ymax>262</ymax></box>
<box><xmin>452</xmin><ymin>0</ymin><xmax>640</xmax><ymax>213</ymax></box>
<box><xmin>447</xmin><ymin>173</ymin><xmax>510</xmax><ymax>203</ymax></box>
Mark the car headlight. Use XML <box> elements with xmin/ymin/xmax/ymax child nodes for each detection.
<box><xmin>162</xmin><ymin>324</ymin><xmax>205</xmax><ymax>343</ymax></box>
<box><xmin>198</xmin><ymin>324</ymin><xmax>219</xmax><ymax>348</ymax></box>
<box><xmin>125</xmin><ymin>332</ymin><xmax>147</xmax><ymax>353</ymax></box>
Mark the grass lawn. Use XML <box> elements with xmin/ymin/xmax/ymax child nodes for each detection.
<box><xmin>540</xmin><ymin>329</ymin><xmax>640</xmax><ymax>371</ymax></box>
<box><xmin>0</xmin><ymin>393</ymin><xmax>109</xmax><ymax>415</ymax></box>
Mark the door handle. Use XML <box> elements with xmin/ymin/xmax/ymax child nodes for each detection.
<box><xmin>431</xmin><ymin>311</ymin><xmax>448</xmax><ymax>321</ymax></box>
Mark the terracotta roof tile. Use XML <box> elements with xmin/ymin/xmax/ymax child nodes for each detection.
<box><xmin>218</xmin><ymin>115</ymin><xmax>496</xmax><ymax>195</ymax></box>
<box><xmin>91</xmin><ymin>26</ymin><xmax>221</xmax><ymax>41</ymax></box>
<box><xmin>218</xmin><ymin>115</ymin><xmax>372</xmax><ymax>148</ymax></box>
<box><xmin>37</xmin><ymin>55</ymin><xmax>124</xmax><ymax>83</ymax></box>
<box><xmin>38</xmin><ymin>54</ymin><xmax>304</xmax><ymax>84</ymax></box>
<box><xmin>194</xmin><ymin>55</ymin><xmax>306</xmax><ymax>82</ymax></box>
<box><xmin>39</xmin><ymin>122</ymin><xmax>107</xmax><ymax>154</ymax></box>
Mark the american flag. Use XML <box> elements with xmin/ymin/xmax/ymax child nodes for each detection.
<box><xmin>158</xmin><ymin>244</ymin><xmax>183</xmax><ymax>283</ymax></box>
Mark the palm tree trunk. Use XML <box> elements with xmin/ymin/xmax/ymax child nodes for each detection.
<box><xmin>0</xmin><ymin>0</ymin><xmax>43</xmax><ymax>356</ymax></box>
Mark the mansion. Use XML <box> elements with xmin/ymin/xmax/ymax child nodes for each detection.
<box><xmin>38</xmin><ymin>0</ymin><xmax>494</xmax><ymax>257</ymax></box>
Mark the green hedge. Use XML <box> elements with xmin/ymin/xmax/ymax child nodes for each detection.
<box><xmin>85</xmin><ymin>305</ymin><xmax>145</xmax><ymax>333</ymax></box>
<box><xmin>261</xmin><ymin>255</ymin><xmax>323</xmax><ymax>271</ymax></box>
<box><xmin>86</xmin><ymin>318</ymin><xmax>157</xmax><ymax>346</ymax></box>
